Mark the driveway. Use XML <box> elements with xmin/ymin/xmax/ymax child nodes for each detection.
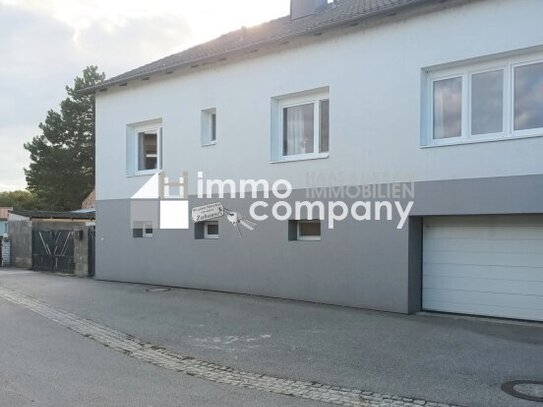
<box><xmin>0</xmin><ymin>268</ymin><xmax>542</xmax><ymax>407</ymax></box>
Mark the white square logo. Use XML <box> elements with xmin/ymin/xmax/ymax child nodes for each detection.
<box><xmin>160</xmin><ymin>200</ymin><xmax>189</xmax><ymax>230</ymax></box>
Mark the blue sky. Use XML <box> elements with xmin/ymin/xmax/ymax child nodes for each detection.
<box><xmin>0</xmin><ymin>0</ymin><xmax>289</xmax><ymax>191</ymax></box>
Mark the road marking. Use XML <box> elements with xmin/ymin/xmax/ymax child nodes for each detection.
<box><xmin>0</xmin><ymin>285</ymin><xmax>461</xmax><ymax>407</ymax></box>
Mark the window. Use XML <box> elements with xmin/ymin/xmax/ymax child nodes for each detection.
<box><xmin>126</xmin><ymin>121</ymin><xmax>162</xmax><ymax>176</ymax></box>
<box><xmin>201</xmin><ymin>108</ymin><xmax>217</xmax><ymax>145</ymax></box>
<box><xmin>272</xmin><ymin>89</ymin><xmax>329</xmax><ymax>161</ymax></box>
<box><xmin>425</xmin><ymin>52</ymin><xmax>543</xmax><ymax>145</ymax></box>
<box><xmin>195</xmin><ymin>221</ymin><xmax>219</xmax><ymax>240</ymax></box>
<box><xmin>433</xmin><ymin>77</ymin><xmax>462</xmax><ymax>139</ymax></box>
<box><xmin>514</xmin><ymin>61</ymin><xmax>543</xmax><ymax>131</ymax></box>
<box><xmin>138</xmin><ymin>130</ymin><xmax>159</xmax><ymax>171</ymax></box>
<box><xmin>133</xmin><ymin>223</ymin><xmax>153</xmax><ymax>238</ymax></box>
<box><xmin>204</xmin><ymin>221</ymin><xmax>219</xmax><ymax>239</ymax></box>
<box><xmin>289</xmin><ymin>220</ymin><xmax>321</xmax><ymax>241</ymax></box>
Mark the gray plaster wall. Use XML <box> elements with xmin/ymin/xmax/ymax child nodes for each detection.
<box><xmin>8</xmin><ymin>220</ymin><xmax>32</xmax><ymax>269</ymax></box>
<box><xmin>95</xmin><ymin>174</ymin><xmax>543</xmax><ymax>314</ymax></box>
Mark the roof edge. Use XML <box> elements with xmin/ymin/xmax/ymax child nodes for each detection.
<box><xmin>81</xmin><ymin>0</ymin><xmax>439</xmax><ymax>95</ymax></box>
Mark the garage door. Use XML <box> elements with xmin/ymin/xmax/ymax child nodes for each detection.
<box><xmin>423</xmin><ymin>216</ymin><xmax>543</xmax><ymax>321</ymax></box>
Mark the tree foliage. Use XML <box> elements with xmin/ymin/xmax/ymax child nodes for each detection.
<box><xmin>24</xmin><ymin>66</ymin><xmax>105</xmax><ymax>210</ymax></box>
<box><xmin>0</xmin><ymin>190</ymin><xmax>37</xmax><ymax>211</ymax></box>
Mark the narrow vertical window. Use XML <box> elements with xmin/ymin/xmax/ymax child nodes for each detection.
<box><xmin>283</xmin><ymin>103</ymin><xmax>315</xmax><ymax>156</ymax></box>
<box><xmin>433</xmin><ymin>77</ymin><xmax>462</xmax><ymax>139</ymax></box>
<box><xmin>320</xmin><ymin>99</ymin><xmax>330</xmax><ymax>153</ymax></box>
<box><xmin>471</xmin><ymin>70</ymin><xmax>504</xmax><ymax>135</ymax></box>
<box><xmin>514</xmin><ymin>62</ymin><xmax>543</xmax><ymax>131</ymax></box>
<box><xmin>201</xmin><ymin>108</ymin><xmax>217</xmax><ymax>145</ymax></box>
<box><xmin>137</xmin><ymin>130</ymin><xmax>158</xmax><ymax>171</ymax></box>
<box><xmin>210</xmin><ymin>112</ymin><xmax>217</xmax><ymax>142</ymax></box>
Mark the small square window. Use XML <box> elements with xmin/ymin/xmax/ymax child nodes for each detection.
<box><xmin>195</xmin><ymin>221</ymin><xmax>219</xmax><ymax>239</ymax></box>
<box><xmin>133</xmin><ymin>223</ymin><xmax>153</xmax><ymax>238</ymax></box>
<box><xmin>202</xmin><ymin>108</ymin><xmax>217</xmax><ymax>145</ymax></box>
<box><xmin>204</xmin><ymin>221</ymin><xmax>219</xmax><ymax>239</ymax></box>
<box><xmin>290</xmin><ymin>220</ymin><xmax>321</xmax><ymax>241</ymax></box>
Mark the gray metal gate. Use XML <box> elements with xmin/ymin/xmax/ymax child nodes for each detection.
<box><xmin>32</xmin><ymin>230</ymin><xmax>75</xmax><ymax>273</ymax></box>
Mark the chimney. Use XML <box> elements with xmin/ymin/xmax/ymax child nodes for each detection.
<box><xmin>290</xmin><ymin>0</ymin><xmax>328</xmax><ymax>20</ymax></box>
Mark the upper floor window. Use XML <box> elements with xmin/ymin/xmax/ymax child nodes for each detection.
<box><xmin>272</xmin><ymin>88</ymin><xmax>329</xmax><ymax>162</ymax></box>
<box><xmin>126</xmin><ymin>120</ymin><xmax>162</xmax><ymax>176</ymax></box>
<box><xmin>138</xmin><ymin>129</ymin><xmax>159</xmax><ymax>171</ymax></box>
<box><xmin>201</xmin><ymin>108</ymin><xmax>217</xmax><ymax>146</ymax></box>
<box><xmin>425</xmin><ymin>52</ymin><xmax>543</xmax><ymax>146</ymax></box>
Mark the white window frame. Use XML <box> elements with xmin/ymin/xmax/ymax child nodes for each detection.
<box><xmin>135</xmin><ymin>124</ymin><xmax>162</xmax><ymax>176</ymax></box>
<box><xmin>142</xmin><ymin>223</ymin><xmax>154</xmax><ymax>238</ymax></box>
<box><xmin>203</xmin><ymin>221</ymin><xmax>219</xmax><ymax>239</ymax></box>
<box><xmin>201</xmin><ymin>108</ymin><xmax>217</xmax><ymax>146</ymax></box>
<box><xmin>424</xmin><ymin>51</ymin><xmax>543</xmax><ymax>147</ymax></box>
<box><xmin>133</xmin><ymin>222</ymin><xmax>153</xmax><ymax>239</ymax></box>
<box><xmin>296</xmin><ymin>220</ymin><xmax>321</xmax><ymax>241</ymax></box>
<box><xmin>271</xmin><ymin>89</ymin><xmax>330</xmax><ymax>162</ymax></box>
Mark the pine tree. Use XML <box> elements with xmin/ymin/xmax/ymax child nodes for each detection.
<box><xmin>24</xmin><ymin>66</ymin><xmax>105</xmax><ymax>210</ymax></box>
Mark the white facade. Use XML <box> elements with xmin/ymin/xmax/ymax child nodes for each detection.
<box><xmin>94</xmin><ymin>0</ymin><xmax>543</xmax><ymax>319</ymax></box>
<box><xmin>96</xmin><ymin>0</ymin><xmax>543</xmax><ymax>200</ymax></box>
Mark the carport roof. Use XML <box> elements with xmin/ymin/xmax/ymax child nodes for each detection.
<box><xmin>9</xmin><ymin>210</ymin><xmax>95</xmax><ymax>221</ymax></box>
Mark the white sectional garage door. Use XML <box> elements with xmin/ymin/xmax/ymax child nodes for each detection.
<box><xmin>423</xmin><ymin>216</ymin><xmax>543</xmax><ymax>321</ymax></box>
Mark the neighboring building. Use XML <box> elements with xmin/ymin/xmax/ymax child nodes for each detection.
<box><xmin>82</xmin><ymin>189</ymin><xmax>96</xmax><ymax>210</ymax></box>
<box><xmin>88</xmin><ymin>0</ymin><xmax>543</xmax><ymax>321</ymax></box>
<box><xmin>8</xmin><ymin>210</ymin><xmax>95</xmax><ymax>276</ymax></box>
<box><xmin>0</xmin><ymin>207</ymin><xmax>12</xmax><ymax>236</ymax></box>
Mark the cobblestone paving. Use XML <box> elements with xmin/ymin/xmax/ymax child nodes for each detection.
<box><xmin>0</xmin><ymin>285</ymin><xmax>462</xmax><ymax>407</ymax></box>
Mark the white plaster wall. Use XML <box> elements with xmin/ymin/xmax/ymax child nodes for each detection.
<box><xmin>96</xmin><ymin>0</ymin><xmax>543</xmax><ymax>200</ymax></box>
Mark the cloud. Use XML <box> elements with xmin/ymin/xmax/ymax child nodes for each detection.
<box><xmin>0</xmin><ymin>5</ymin><xmax>192</xmax><ymax>192</ymax></box>
<box><xmin>0</xmin><ymin>0</ymin><xmax>289</xmax><ymax>192</ymax></box>
<box><xmin>0</xmin><ymin>125</ymin><xmax>37</xmax><ymax>191</ymax></box>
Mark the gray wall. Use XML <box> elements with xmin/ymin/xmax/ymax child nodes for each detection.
<box><xmin>96</xmin><ymin>190</ymin><xmax>412</xmax><ymax>313</ymax></box>
<box><xmin>95</xmin><ymin>174</ymin><xmax>543</xmax><ymax>314</ymax></box>
<box><xmin>8</xmin><ymin>220</ymin><xmax>32</xmax><ymax>269</ymax></box>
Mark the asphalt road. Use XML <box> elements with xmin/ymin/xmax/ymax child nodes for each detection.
<box><xmin>0</xmin><ymin>288</ymin><xmax>321</xmax><ymax>407</ymax></box>
<box><xmin>1</xmin><ymin>269</ymin><xmax>542</xmax><ymax>407</ymax></box>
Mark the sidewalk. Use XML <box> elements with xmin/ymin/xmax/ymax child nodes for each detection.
<box><xmin>0</xmin><ymin>268</ymin><xmax>542</xmax><ymax>407</ymax></box>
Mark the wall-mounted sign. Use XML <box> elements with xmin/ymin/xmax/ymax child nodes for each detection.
<box><xmin>191</xmin><ymin>202</ymin><xmax>224</xmax><ymax>223</ymax></box>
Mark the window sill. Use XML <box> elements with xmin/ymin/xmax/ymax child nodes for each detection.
<box><xmin>270</xmin><ymin>153</ymin><xmax>329</xmax><ymax>164</ymax></box>
<box><xmin>127</xmin><ymin>170</ymin><xmax>160</xmax><ymax>178</ymax></box>
<box><xmin>421</xmin><ymin>131</ymin><xmax>543</xmax><ymax>148</ymax></box>
<box><xmin>201</xmin><ymin>141</ymin><xmax>217</xmax><ymax>147</ymax></box>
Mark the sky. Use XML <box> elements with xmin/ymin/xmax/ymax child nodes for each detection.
<box><xmin>0</xmin><ymin>0</ymin><xmax>290</xmax><ymax>192</ymax></box>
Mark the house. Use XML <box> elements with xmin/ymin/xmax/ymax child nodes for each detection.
<box><xmin>8</xmin><ymin>210</ymin><xmax>95</xmax><ymax>276</ymax></box>
<box><xmin>81</xmin><ymin>189</ymin><xmax>96</xmax><ymax>210</ymax></box>
<box><xmin>0</xmin><ymin>207</ymin><xmax>12</xmax><ymax>236</ymax></box>
<box><xmin>86</xmin><ymin>0</ymin><xmax>543</xmax><ymax>321</ymax></box>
